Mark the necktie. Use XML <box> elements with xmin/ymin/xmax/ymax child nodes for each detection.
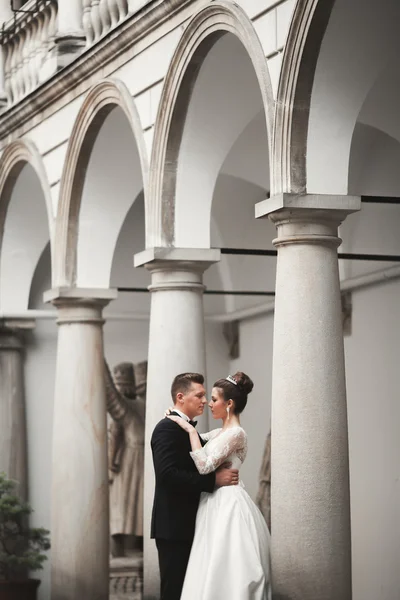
<box><xmin>189</xmin><ymin>420</ymin><xmax>197</xmax><ymax>427</ymax></box>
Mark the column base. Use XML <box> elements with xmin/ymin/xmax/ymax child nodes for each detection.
<box><xmin>110</xmin><ymin>553</ymin><xmax>143</xmax><ymax>600</ymax></box>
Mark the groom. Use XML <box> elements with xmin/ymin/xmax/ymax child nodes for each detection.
<box><xmin>151</xmin><ymin>372</ymin><xmax>239</xmax><ymax>600</ymax></box>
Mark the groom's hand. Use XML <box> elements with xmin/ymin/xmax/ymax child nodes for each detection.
<box><xmin>215</xmin><ymin>467</ymin><xmax>239</xmax><ymax>487</ymax></box>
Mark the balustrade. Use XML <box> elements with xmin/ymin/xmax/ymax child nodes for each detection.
<box><xmin>1</xmin><ymin>0</ymin><xmax>58</xmax><ymax>106</ymax></box>
<box><xmin>0</xmin><ymin>0</ymin><xmax>145</xmax><ymax>109</ymax></box>
<box><xmin>83</xmin><ymin>0</ymin><xmax>128</xmax><ymax>47</ymax></box>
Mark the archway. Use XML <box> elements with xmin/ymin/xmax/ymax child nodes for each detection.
<box><xmin>0</xmin><ymin>141</ymin><xmax>53</xmax><ymax>312</ymax></box>
<box><xmin>274</xmin><ymin>0</ymin><xmax>400</xmax><ymax>195</ymax></box>
<box><xmin>149</xmin><ymin>0</ymin><xmax>273</xmax><ymax>247</ymax></box>
<box><xmin>55</xmin><ymin>78</ymin><xmax>148</xmax><ymax>287</ymax></box>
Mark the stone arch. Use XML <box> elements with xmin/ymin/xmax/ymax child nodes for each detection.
<box><xmin>272</xmin><ymin>0</ymin><xmax>335</xmax><ymax>195</ymax></box>
<box><xmin>0</xmin><ymin>140</ymin><xmax>54</xmax><ymax>310</ymax></box>
<box><xmin>273</xmin><ymin>0</ymin><xmax>400</xmax><ymax>195</ymax></box>
<box><xmin>0</xmin><ymin>139</ymin><xmax>54</xmax><ymax>249</ymax></box>
<box><xmin>54</xmin><ymin>78</ymin><xmax>149</xmax><ymax>287</ymax></box>
<box><xmin>149</xmin><ymin>0</ymin><xmax>274</xmax><ymax>248</ymax></box>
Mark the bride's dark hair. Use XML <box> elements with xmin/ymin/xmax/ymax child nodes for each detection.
<box><xmin>213</xmin><ymin>372</ymin><xmax>254</xmax><ymax>415</ymax></box>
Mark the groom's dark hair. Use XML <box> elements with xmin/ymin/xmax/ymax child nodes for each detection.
<box><xmin>171</xmin><ymin>373</ymin><xmax>204</xmax><ymax>403</ymax></box>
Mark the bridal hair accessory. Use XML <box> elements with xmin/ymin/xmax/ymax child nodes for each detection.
<box><xmin>226</xmin><ymin>375</ymin><xmax>237</xmax><ymax>386</ymax></box>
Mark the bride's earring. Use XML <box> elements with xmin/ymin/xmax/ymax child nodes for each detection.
<box><xmin>226</xmin><ymin>406</ymin><xmax>230</xmax><ymax>421</ymax></box>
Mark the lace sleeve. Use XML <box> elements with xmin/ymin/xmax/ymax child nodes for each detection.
<box><xmin>200</xmin><ymin>428</ymin><xmax>222</xmax><ymax>442</ymax></box>
<box><xmin>190</xmin><ymin>428</ymin><xmax>247</xmax><ymax>474</ymax></box>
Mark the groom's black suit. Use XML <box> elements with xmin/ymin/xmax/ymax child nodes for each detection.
<box><xmin>151</xmin><ymin>411</ymin><xmax>215</xmax><ymax>600</ymax></box>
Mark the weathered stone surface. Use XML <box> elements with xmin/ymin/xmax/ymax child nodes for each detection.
<box><xmin>110</xmin><ymin>554</ymin><xmax>143</xmax><ymax>600</ymax></box>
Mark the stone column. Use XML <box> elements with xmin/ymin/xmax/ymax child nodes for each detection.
<box><xmin>256</xmin><ymin>194</ymin><xmax>361</xmax><ymax>600</ymax></box>
<box><xmin>54</xmin><ymin>0</ymin><xmax>85</xmax><ymax>69</ymax></box>
<box><xmin>44</xmin><ymin>287</ymin><xmax>117</xmax><ymax>600</ymax></box>
<box><xmin>0</xmin><ymin>319</ymin><xmax>34</xmax><ymax>500</ymax></box>
<box><xmin>134</xmin><ymin>247</ymin><xmax>220</xmax><ymax>600</ymax></box>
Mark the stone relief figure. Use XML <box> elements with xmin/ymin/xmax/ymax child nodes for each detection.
<box><xmin>104</xmin><ymin>360</ymin><xmax>145</xmax><ymax>558</ymax></box>
<box><xmin>255</xmin><ymin>431</ymin><xmax>271</xmax><ymax>531</ymax></box>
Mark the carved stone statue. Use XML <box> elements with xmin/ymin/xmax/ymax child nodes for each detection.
<box><xmin>104</xmin><ymin>360</ymin><xmax>145</xmax><ymax>558</ymax></box>
<box><xmin>255</xmin><ymin>431</ymin><xmax>271</xmax><ymax>531</ymax></box>
<box><xmin>134</xmin><ymin>360</ymin><xmax>147</xmax><ymax>403</ymax></box>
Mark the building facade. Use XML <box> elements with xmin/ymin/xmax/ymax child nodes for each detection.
<box><xmin>0</xmin><ymin>0</ymin><xmax>399</xmax><ymax>599</ymax></box>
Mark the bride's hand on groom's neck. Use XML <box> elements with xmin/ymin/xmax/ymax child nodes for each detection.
<box><xmin>167</xmin><ymin>415</ymin><xmax>195</xmax><ymax>433</ymax></box>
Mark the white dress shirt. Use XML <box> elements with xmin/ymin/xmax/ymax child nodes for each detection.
<box><xmin>173</xmin><ymin>408</ymin><xmax>191</xmax><ymax>422</ymax></box>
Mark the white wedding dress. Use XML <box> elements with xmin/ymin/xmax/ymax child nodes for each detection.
<box><xmin>181</xmin><ymin>426</ymin><xmax>271</xmax><ymax>600</ymax></box>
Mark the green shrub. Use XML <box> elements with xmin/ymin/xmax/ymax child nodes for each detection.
<box><xmin>0</xmin><ymin>473</ymin><xmax>50</xmax><ymax>581</ymax></box>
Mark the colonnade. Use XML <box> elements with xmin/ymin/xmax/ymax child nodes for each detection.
<box><xmin>0</xmin><ymin>200</ymin><xmax>359</xmax><ymax>600</ymax></box>
<box><xmin>0</xmin><ymin>3</ymin><xmax>360</xmax><ymax>596</ymax></box>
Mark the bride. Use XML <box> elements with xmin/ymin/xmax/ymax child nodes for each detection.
<box><xmin>167</xmin><ymin>371</ymin><xmax>271</xmax><ymax>600</ymax></box>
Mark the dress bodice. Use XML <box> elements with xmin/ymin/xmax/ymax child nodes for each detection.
<box><xmin>190</xmin><ymin>427</ymin><xmax>248</xmax><ymax>474</ymax></box>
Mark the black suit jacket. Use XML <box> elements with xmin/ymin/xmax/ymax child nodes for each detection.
<box><xmin>150</xmin><ymin>412</ymin><xmax>216</xmax><ymax>541</ymax></box>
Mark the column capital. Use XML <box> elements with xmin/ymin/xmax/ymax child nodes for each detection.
<box><xmin>256</xmin><ymin>194</ymin><xmax>361</xmax><ymax>250</ymax></box>
<box><xmin>0</xmin><ymin>318</ymin><xmax>36</xmax><ymax>350</ymax></box>
<box><xmin>255</xmin><ymin>193</ymin><xmax>361</xmax><ymax>220</ymax></box>
<box><xmin>134</xmin><ymin>248</ymin><xmax>220</xmax><ymax>294</ymax></box>
<box><xmin>134</xmin><ymin>247</ymin><xmax>220</xmax><ymax>271</ymax></box>
<box><xmin>0</xmin><ymin>317</ymin><xmax>36</xmax><ymax>331</ymax></box>
<box><xmin>44</xmin><ymin>287</ymin><xmax>117</xmax><ymax>304</ymax></box>
<box><xmin>43</xmin><ymin>287</ymin><xmax>117</xmax><ymax>325</ymax></box>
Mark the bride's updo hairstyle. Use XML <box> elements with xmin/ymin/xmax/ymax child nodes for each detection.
<box><xmin>213</xmin><ymin>371</ymin><xmax>254</xmax><ymax>414</ymax></box>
